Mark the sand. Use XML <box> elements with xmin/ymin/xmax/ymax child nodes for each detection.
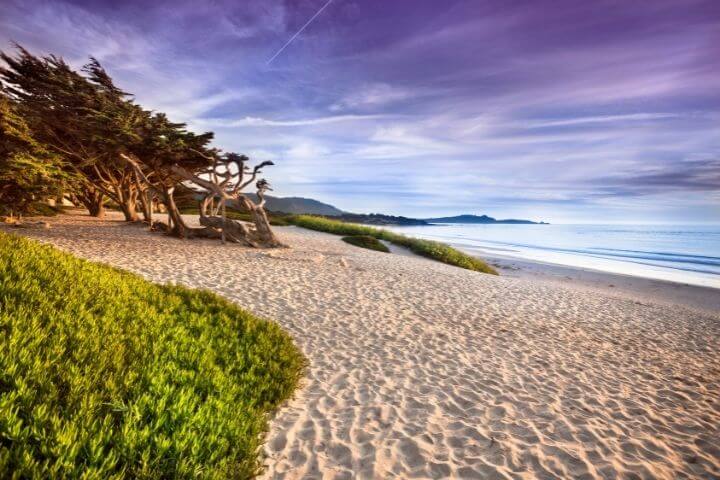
<box><xmin>5</xmin><ymin>212</ymin><xmax>720</xmax><ymax>479</ymax></box>
<box><xmin>484</xmin><ymin>254</ymin><xmax>720</xmax><ymax>315</ymax></box>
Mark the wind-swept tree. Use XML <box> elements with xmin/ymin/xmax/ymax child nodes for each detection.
<box><xmin>120</xmin><ymin>111</ymin><xmax>216</xmax><ymax>237</ymax></box>
<box><xmin>0</xmin><ymin>47</ymin><xmax>139</xmax><ymax>220</ymax></box>
<box><xmin>1</xmin><ymin>44</ymin><xmax>283</xmax><ymax>247</ymax></box>
<box><xmin>0</xmin><ymin>94</ymin><xmax>70</xmax><ymax>217</ymax></box>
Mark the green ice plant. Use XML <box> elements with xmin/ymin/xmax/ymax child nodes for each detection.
<box><xmin>0</xmin><ymin>232</ymin><xmax>305</xmax><ymax>479</ymax></box>
<box><xmin>289</xmin><ymin>215</ymin><xmax>498</xmax><ymax>275</ymax></box>
<box><xmin>341</xmin><ymin>235</ymin><xmax>391</xmax><ymax>253</ymax></box>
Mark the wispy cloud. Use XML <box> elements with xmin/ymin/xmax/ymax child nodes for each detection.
<box><xmin>524</xmin><ymin>113</ymin><xmax>681</xmax><ymax>128</ymax></box>
<box><xmin>197</xmin><ymin>114</ymin><xmax>387</xmax><ymax>127</ymax></box>
<box><xmin>329</xmin><ymin>83</ymin><xmax>417</xmax><ymax>111</ymax></box>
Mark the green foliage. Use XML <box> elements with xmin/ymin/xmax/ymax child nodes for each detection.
<box><xmin>289</xmin><ymin>215</ymin><xmax>498</xmax><ymax>275</ymax></box>
<box><xmin>341</xmin><ymin>235</ymin><xmax>390</xmax><ymax>253</ymax></box>
<box><xmin>0</xmin><ymin>96</ymin><xmax>70</xmax><ymax>215</ymax></box>
<box><xmin>0</xmin><ymin>47</ymin><xmax>124</xmax><ymax>168</ymax></box>
<box><xmin>24</xmin><ymin>202</ymin><xmax>64</xmax><ymax>217</ymax></box>
<box><xmin>0</xmin><ymin>232</ymin><xmax>305</xmax><ymax>479</ymax></box>
<box><xmin>263</xmin><ymin>215</ymin><xmax>290</xmax><ymax>227</ymax></box>
<box><xmin>0</xmin><ymin>46</ymin><xmax>216</xmax><ymax>222</ymax></box>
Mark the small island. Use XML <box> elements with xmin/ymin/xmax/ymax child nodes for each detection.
<box><xmin>423</xmin><ymin>214</ymin><xmax>548</xmax><ymax>224</ymax></box>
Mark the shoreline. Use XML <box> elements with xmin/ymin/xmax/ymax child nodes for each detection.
<box><xmin>386</xmin><ymin>224</ymin><xmax>720</xmax><ymax>293</ymax></box>
<box><xmin>382</xmin><ymin>233</ymin><xmax>719</xmax><ymax>314</ymax></box>
<box><xmin>482</xmin><ymin>252</ymin><xmax>720</xmax><ymax>315</ymax></box>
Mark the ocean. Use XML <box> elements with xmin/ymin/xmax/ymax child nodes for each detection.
<box><xmin>387</xmin><ymin>223</ymin><xmax>720</xmax><ymax>289</ymax></box>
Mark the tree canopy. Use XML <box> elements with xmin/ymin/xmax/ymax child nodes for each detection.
<box><xmin>0</xmin><ymin>45</ymin><xmax>280</xmax><ymax>246</ymax></box>
<box><xmin>0</xmin><ymin>95</ymin><xmax>70</xmax><ymax>216</ymax></box>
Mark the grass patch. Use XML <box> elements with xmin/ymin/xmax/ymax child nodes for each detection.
<box><xmin>180</xmin><ymin>206</ymin><xmax>290</xmax><ymax>226</ymax></box>
<box><xmin>0</xmin><ymin>232</ymin><xmax>305</xmax><ymax>479</ymax></box>
<box><xmin>341</xmin><ymin>235</ymin><xmax>390</xmax><ymax>253</ymax></box>
<box><xmin>288</xmin><ymin>215</ymin><xmax>498</xmax><ymax>275</ymax></box>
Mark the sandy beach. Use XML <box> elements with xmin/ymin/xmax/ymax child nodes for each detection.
<box><xmin>484</xmin><ymin>254</ymin><xmax>720</xmax><ymax>315</ymax></box>
<box><xmin>5</xmin><ymin>212</ymin><xmax>720</xmax><ymax>479</ymax></box>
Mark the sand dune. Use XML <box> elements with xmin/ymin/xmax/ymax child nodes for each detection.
<box><xmin>6</xmin><ymin>212</ymin><xmax>720</xmax><ymax>479</ymax></box>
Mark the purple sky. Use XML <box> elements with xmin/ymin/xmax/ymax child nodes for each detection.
<box><xmin>2</xmin><ymin>0</ymin><xmax>719</xmax><ymax>223</ymax></box>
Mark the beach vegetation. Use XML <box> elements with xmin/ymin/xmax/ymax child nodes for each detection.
<box><xmin>0</xmin><ymin>232</ymin><xmax>305</xmax><ymax>478</ymax></box>
<box><xmin>288</xmin><ymin>215</ymin><xmax>498</xmax><ymax>274</ymax></box>
<box><xmin>0</xmin><ymin>95</ymin><xmax>71</xmax><ymax>218</ymax></box>
<box><xmin>23</xmin><ymin>202</ymin><xmax>66</xmax><ymax>217</ymax></box>
<box><xmin>342</xmin><ymin>235</ymin><xmax>391</xmax><ymax>252</ymax></box>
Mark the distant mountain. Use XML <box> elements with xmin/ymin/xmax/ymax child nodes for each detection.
<box><xmin>225</xmin><ymin>193</ymin><xmax>546</xmax><ymax>225</ymax></box>
<box><xmin>423</xmin><ymin>214</ymin><xmax>546</xmax><ymax>224</ymax></box>
<box><xmin>243</xmin><ymin>194</ymin><xmax>344</xmax><ymax>216</ymax></box>
<box><xmin>332</xmin><ymin>213</ymin><xmax>428</xmax><ymax>226</ymax></box>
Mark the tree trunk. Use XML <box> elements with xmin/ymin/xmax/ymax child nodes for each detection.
<box><xmin>221</xmin><ymin>200</ymin><xmax>226</xmax><ymax>244</ymax></box>
<box><xmin>162</xmin><ymin>187</ymin><xmax>192</xmax><ymax>238</ymax></box>
<box><xmin>78</xmin><ymin>187</ymin><xmax>105</xmax><ymax>218</ymax></box>
<box><xmin>236</xmin><ymin>195</ymin><xmax>284</xmax><ymax>248</ymax></box>
<box><xmin>250</xmin><ymin>206</ymin><xmax>283</xmax><ymax>247</ymax></box>
<box><xmin>199</xmin><ymin>215</ymin><xmax>257</xmax><ymax>246</ymax></box>
<box><xmin>89</xmin><ymin>200</ymin><xmax>105</xmax><ymax>218</ymax></box>
<box><xmin>112</xmin><ymin>181</ymin><xmax>140</xmax><ymax>222</ymax></box>
<box><xmin>119</xmin><ymin>198</ymin><xmax>139</xmax><ymax>222</ymax></box>
<box><xmin>138</xmin><ymin>190</ymin><xmax>153</xmax><ymax>223</ymax></box>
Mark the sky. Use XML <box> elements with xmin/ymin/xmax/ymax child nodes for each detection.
<box><xmin>1</xmin><ymin>0</ymin><xmax>719</xmax><ymax>223</ymax></box>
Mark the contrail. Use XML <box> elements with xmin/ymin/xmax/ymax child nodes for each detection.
<box><xmin>266</xmin><ymin>0</ymin><xmax>334</xmax><ymax>65</ymax></box>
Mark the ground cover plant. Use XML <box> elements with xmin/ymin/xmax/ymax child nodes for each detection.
<box><xmin>288</xmin><ymin>215</ymin><xmax>498</xmax><ymax>275</ymax></box>
<box><xmin>341</xmin><ymin>235</ymin><xmax>390</xmax><ymax>253</ymax></box>
<box><xmin>24</xmin><ymin>202</ymin><xmax>65</xmax><ymax>217</ymax></box>
<box><xmin>0</xmin><ymin>232</ymin><xmax>305</xmax><ymax>479</ymax></box>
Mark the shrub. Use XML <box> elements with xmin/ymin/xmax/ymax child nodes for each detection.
<box><xmin>25</xmin><ymin>202</ymin><xmax>64</xmax><ymax>217</ymax></box>
<box><xmin>0</xmin><ymin>232</ymin><xmax>305</xmax><ymax>479</ymax></box>
<box><xmin>341</xmin><ymin>235</ymin><xmax>390</xmax><ymax>253</ymax></box>
<box><xmin>288</xmin><ymin>215</ymin><xmax>498</xmax><ymax>275</ymax></box>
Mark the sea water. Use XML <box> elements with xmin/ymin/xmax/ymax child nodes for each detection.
<box><xmin>387</xmin><ymin>223</ymin><xmax>720</xmax><ymax>289</ymax></box>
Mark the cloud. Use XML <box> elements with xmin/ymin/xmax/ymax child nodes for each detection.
<box><xmin>597</xmin><ymin>158</ymin><xmax>720</xmax><ymax>193</ymax></box>
<box><xmin>196</xmin><ymin>114</ymin><xmax>387</xmax><ymax>128</ymax></box>
<box><xmin>0</xmin><ymin>0</ymin><xmax>152</xmax><ymax>68</ymax></box>
<box><xmin>285</xmin><ymin>142</ymin><xmax>329</xmax><ymax>160</ymax></box>
<box><xmin>524</xmin><ymin>113</ymin><xmax>682</xmax><ymax>129</ymax></box>
<box><xmin>329</xmin><ymin>83</ymin><xmax>416</xmax><ymax>111</ymax></box>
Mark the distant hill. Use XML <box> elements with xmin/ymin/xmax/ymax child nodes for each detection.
<box><xmin>423</xmin><ymin>214</ymin><xmax>546</xmax><ymax>224</ymax></box>
<box><xmin>243</xmin><ymin>194</ymin><xmax>344</xmax><ymax>215</ymax></box>
<box><xmin>223</xmin><ymin>193</ymin><xmax>545</xmax><ymax>225</ymax></box>
<box><xmin>332</xmin><ymin>213</ymin><xmax>427</xmax><ymax>226</ymax></box>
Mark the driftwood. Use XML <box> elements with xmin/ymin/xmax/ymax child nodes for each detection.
<box><xmin>121</xmin><ymin>153</ymin><xmax>284</xmax><ymax>248</ymax></box>
<box><xmin>198</xmin><ymin>215</ymin><xmax>258</xmax><ymax>247</ymax></box>
<box><xmin>170</xmin><ymin>153</ymin><xmax>284</xmax><ymax>248</ymax></box>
